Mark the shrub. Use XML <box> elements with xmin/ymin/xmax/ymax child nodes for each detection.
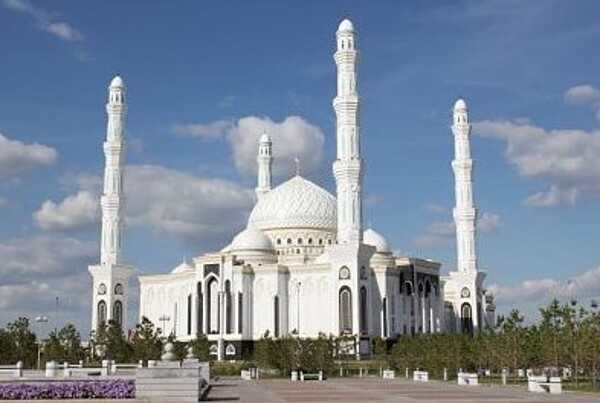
<box><xmin>0</xmin><ymin>380</ymin><xmax>135</xmax><ymax>400</ymax></box>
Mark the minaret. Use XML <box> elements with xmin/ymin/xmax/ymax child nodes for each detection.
<box><xmin>255</xmin><ymin>131</ymin><xmax>272</xmax><ymax>199</ymax></box>
<box><xmin>101</xmin><ymin>75</ymin><xmax>126</xmax><ymax>265</ymax></box>
<box><xmin>89</xmin><ymin>75</ymin><xmax>134</xmax><ymax>334</ymax></box>
<box><xmin>333</xmin><ymin>18</ymin><xmax>363</xmax><ymax>244</ymax></box>
<box><xmin>451</xmin><ymin>98</ymin><xmax>478</xmax><ymax>273</ymax></box>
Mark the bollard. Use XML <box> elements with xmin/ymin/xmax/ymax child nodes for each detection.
<box><xmin>319</xmin><ymin>370</ymin><xmax>323</xmax><ymax>381</ymax></box>
<box><xmin>111</xmin><ymin>360</ymin><xmax>117</xmax><ymax>375</ymax></box>
<box><xmin>15</xmin><ymin>361</ymin><xmax>23</xmax><ymax>378</ymax></box>
<box><xmin>79</xmin><ymin>360</ymin><xmax>84</xmax><ymax>367</ymax></box>
<box><xmin>138</xmin><ymin>360</ymin><xmax>144</xmax><ymax>368</ymax></box>
<box><xmin>339</xmin><ymin>366</ymin><xmax>343</xmax><ymax>377</ymax></box>
<box><xmin>101</xmin><ymin>360</ymin><xmax>110</xmax><ymax>376</ymax></box>
<box><xmin>405</xmin><ymin>368</ymin><xmax>409</xmax><ymax>379</ymax></box>
<box><xmin>63</xmin><ymin>362</ymin><xmax>70</xmax><ymax>378</ymax></box>
<box><xmin>359</xmin><ymin>367</ymin><xmax>363</xmax><ymax>377</ymax></box>
<box><xmin>502</xmin><ymin>369</ymin><xmax>507</xmax><ymax>385</ymax></box>
<box><xmin>300</xmin><ymin>371</ymin><xmax>304</xmax><ymax>382</ymax></box>
<box><xmin>443</xmin><ymin>368</ymin><xmax>447</xmax><ymax>381</ymax></box>
<box><xmin>45</xmin><ymin>361</ymin><xmax>58</xmax><ymax>378</ymax></box>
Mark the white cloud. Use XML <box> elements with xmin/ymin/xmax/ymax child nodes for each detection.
<box><xmin>173</xmin><ymin>115</ymin><xmax>325</xmax><ymax>178</ymax></box>
<box><xmin>126</xmin><ymin>165</ymin><xmax>254</xmax><ymax>247</ymax></box>
<box><xmin>0</xmin><ymin>132</ymin><xmax>57</xmax><ymax>179</ymax></box>
<box><xmin>2</xmin><ymin>0</ymin><xmax>83</xmax><ymax>42</ymax></box>
<box><xmin>34</xmin><ymin>190</ymin><xmax>98</xmax><ymax>231</ymax></box>
<box><xmin>564</xmin><ymin>84</ymin><xmax>600</xmax><ymax>121</ymax></box>
<box><xmin>414</xmin><ymin>211</ymin><xmax>501</xmax><ymax>248</ymax></box>
<box><xmin>172</xmin><ymin>120</ymin><xmax>233</xmax><ymax>141</ymax></box>
<box><xmin>474</xmin><ymin>120</ymin><xmax>600</xmax><ymax>207</ymax></box>
<box><xmin>489</xmin><ymin>266</ymin><xmax>600</xmax><ymax>306</ymax></box>
<box><xmin>39</xmin><ymin>165</ymin><xmax>255</xmax><ymax>248</ymax></box>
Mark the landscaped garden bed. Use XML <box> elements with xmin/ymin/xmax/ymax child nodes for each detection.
<box><xmin>0</xmin><ymin>380</ymin><xmax>134</xmax><ymax>400</ymax></box>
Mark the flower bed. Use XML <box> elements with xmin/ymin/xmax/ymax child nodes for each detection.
<box><xmin>0</xmin><ymin>380</ymin><xmax>134</xmax><ymax>400</ymax></box>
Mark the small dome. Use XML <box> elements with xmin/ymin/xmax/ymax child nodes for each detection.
<box><xmin>110</xmin><ymin>75</ymin><xmax>124</xmax><ymax>88</ymax></box>
<box><xmin>454</xmin><ymin>98</ymin><xmax>467</xmax><ymax>111</ymax></box>
<box><xmin>230</xmin><ymin>226</ymin><xmax>274</xmax><ymax>252</ymax></box>
<box><xmin>338</xmin><ymin>19</ymin><xmax>354</xmax><ymax>32</ymax></box>
<box><xmin>172</xmin><ymin>259</ymin><xmax>193</xmax><ymax>274</ymax></box>
<box><xmin>259</xmin><ymin>132</ymin><xmax>271</xmax><ymax>143</ymax></box>
<box><xmin>363</xmin><ymin>228</ymin><xmax>391</xmax><ymax>254</ymax></box>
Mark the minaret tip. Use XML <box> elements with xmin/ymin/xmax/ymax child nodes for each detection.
<box><xmin>338</xmin><ymin>18</ymin><xmax>355</xmax><ymax>32</ymax></box>
<box><xmin>454</xmin><ymin>98</ymin><xmax>467</xmax><ymax>111</ymax></box>
<box><xmin>110</xmin><ymin>75</ymin><xmax>124</xmax><ymax>88</ymax></box>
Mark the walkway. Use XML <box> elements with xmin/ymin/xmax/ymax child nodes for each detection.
<box><xmin>205</xmin><ymin>377</ymin><xmax>600</xmax><ymax>403</ymax></box>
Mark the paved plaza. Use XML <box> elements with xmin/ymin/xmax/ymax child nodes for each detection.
<box><xmin>205</xmin><ymin>377</ymin><xmax>600</xmax><ymax>403</ymax></box>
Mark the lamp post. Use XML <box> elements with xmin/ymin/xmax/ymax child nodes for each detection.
<box><xmin>35</xmin><ymin>316</ymin><xmax>49</xmax><ymax>370</ymax></box>
<box><xmin>158</xmin><ymin>315</ymin><xmax>171</xmax><ymax>339</ymax></box>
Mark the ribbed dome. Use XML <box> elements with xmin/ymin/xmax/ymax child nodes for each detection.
<box><xmin>110</xmin><ymin>75</ymin><xmax>124</xmax><ymax>88</ymax></box>
<box><xmin>230</xmin><ymin>226</ymin><xmax>274</xmax><ymax>252</ymax></box>
<box><xmin>338</xmin><ymin>19</ymin><xmax>354</xmax><ymax>32</ymax></box>
<box><xmin>248</xmin><ymin>176</ymin><xmax>336</xmax><ymax>231</ymax></box>
<box><xmin>363</xmin><ymin>228</ymin><xmax>391</xmax><ymax>254</ymax></box>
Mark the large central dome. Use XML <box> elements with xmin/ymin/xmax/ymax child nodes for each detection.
<box><xmin>248</xmin><ymin>176</ymin><xmax>337</xmax><ymax>231</ymax></box>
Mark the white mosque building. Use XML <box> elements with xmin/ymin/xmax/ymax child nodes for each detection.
<box><xmin>89</xmin><ymin>19</ymin><xmax>495</xmax><ymax>359</ymax></box>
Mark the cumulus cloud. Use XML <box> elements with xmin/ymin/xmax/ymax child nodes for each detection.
<box><xmin>414</xmin><ymin>211</ymin><xmax>501</xmax><ymax>248</ymax></box>
<box><xmin>34</xmin><ymin>190</ymin><xmax>99</xmax><ymax>231</ymax></box>
<box><xmin>126</xmin><ymin>165</ymin><xmax>254</xmax><ymax>247</ymax></box>
<box><xmin>37</xmin><ymin>165</ymin><xmax>255</xmax><ymax>248</ymax></box>
<box><xmin>173</xmin><ymin>115</ymin><xmax>325</xmax><ymax>178</ymax></box>
<box><xmin>0</xmin><ymin>133</ymin><xmax>57</xmax><ymax>179</ymax></box>
<box><xmin>2</xmin><ymin>0</ymin><xmax>84</xmax><ymax>42</ymax></box>
<box><xmin>564</xmin><ymin>84</ymin><xmax>600</xmax><ymax>120</ymax></box>
<box><xmin>473</xmin><ymin>120</ymin><xmax>600</xmax><ymax>207</ymax></box>
<box><xmin>489</xmin><ymin>266</ymin><xmax>600</xmax><ymax>307</ymax></box>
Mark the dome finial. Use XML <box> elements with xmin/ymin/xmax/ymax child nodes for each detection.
<box><xmin>294</xmin><ymin>156</ymin><xmax>301</xmax><ymax>177</ymax></box>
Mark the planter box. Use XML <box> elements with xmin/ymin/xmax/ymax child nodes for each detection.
<box><xmin>413</xmin><ymin>371</ymin><xmax>428</xmax><ymax>382</ymax></box>
<box><xmin>382</xmin><ymin>370</ymin><xmax>395</xmax><ymax>379</ymax></box>
<box><xmin>457</xmin><ymin>372</ymin><xmax>478</xmax><ymax>386</ymax></box>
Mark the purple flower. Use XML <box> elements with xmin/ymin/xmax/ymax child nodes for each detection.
<box><xmin>0</xmin><ymin>379</ymin><xmax>135</xmax><ymax>400</ymax></box>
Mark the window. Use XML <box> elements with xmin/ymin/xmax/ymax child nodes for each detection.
<box><xmin>187</xmin><ymin>294</ymin><xmax>192</xmax><ymax>335</ymax></box>
<box><xmin>360</xmin><ymin>287</ymin><xmax>368</xmax><ymax>334</ymax></box>
<box><xmin>207</xmin><ymin>278</ymin><xmax>219</xmax><ymax>334</ymax></box>
<box><xmin>225</xmin><ymin>281</ymin><xmax>232</xmax><ymax>334</ymax></box>
<box><xmin>274</xmin><ymin>296</ymin><xmax>280</xmax><ymax>338</ymax></box>
<box><xmin>97</xmin><ymin>301</ymin><xmax>107</xmax><ymax>327</ymax></box>
<box><xmin>461</xmin><ymin>303</ymin><xmax>473</xmax><ymax>335</ymax></box>
<box><xmin>319</xmin><ymin>239</ymin><xmax>323</xmax><ymax>245</ymax></box>
<box><xmin>297</xmin><ymin>238</ymin><xmax>303</xmax><ymax>244</ymax></box>
<box><xmin>225</xmin><ymin>344</ymin><xmax>236</xmax><ymax>356</ymax></box>
<box><xmin>238</xmin><ymin>292</ymin><xmax>243</xmax><ymax>334</ymax></box>
<box><xmin>287</xmin><ymin>238</ymin><xmax>292</xmax><ymax>245</ymax></box>
<box><xmin>114</xmin><ymin>283</ymin><xmax>123</xmax><ymax>295</ymax></box>
<box><xmin>197</xmin><ymin>282</ymin><xmax>203</xmax><ymax>335</ymax></box>
<box><xmin>113</xmin><ymin>300</ymin><xmax>123</xmax><ymax>327</ymax></box>
<box><xmin>399</xmin><ymin>273</ymin><xmax>404</xmax><ymax>294</ymax></box>
<box><xmin>277</xmin><ymin>239</ymin><xmax>282</xmax><ymax>245</ymax></box>
<box><xmin>308</xmin><ymin>238</ymin><xmax>313</xmax><ymax>244</ymax></box>
<box><xmin>339</xmin><ymin>287</ymin><xmax>352</xmax><ymax>334</ymax></box>
<box><xmin>328</xmin><ymin>239</ymin><xmax>332</xmax><ymax>245</ymax></box>
<box><xmin>382</xmin><ymin>297</ymin><xmax>387</xmax><ymax>338</ymax></box>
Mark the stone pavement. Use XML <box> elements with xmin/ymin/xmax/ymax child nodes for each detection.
<box><xmin>205</xmin><ymin>377</ymin><xmax>600</xmax><ymax>403</ymax></box>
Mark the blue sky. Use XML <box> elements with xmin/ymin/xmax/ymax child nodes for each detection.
<box><xmin>1</xmin><ymin>0</ymin><xmax>600</xmax><ymax>333</ymax></box>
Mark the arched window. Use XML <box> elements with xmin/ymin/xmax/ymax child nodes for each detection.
<box><xmin>197</xmin><ymin>282</ymin><xmax>203</xmax><ymax>335</ymax></box>
<box><xmin>113</xmin><ymin>300</ymin><xmax>122</xmax><ymax>327</ymax></box>
<box><xmin>277</xmin><ymin>239</ymin><xmax>282</xmax><ymax>245</ymax></box>
<box><xmin>319</xmin><ymin>239</ymin><xmax>323</xmax><ymax>245</ymax></box>
<box><xmin>274</xmin><ymin>296</ymin><xmax>280</xmax><ymax>337</ymax></box>
<box><xmin>360</xmin><ymin>287</ymin><xmax>368</xmax><ymax>334</ymax></box>
<box><xmin>97</xmin><ymin>300</ymin><xmax>107</xmax><ymax>327</ymax></box>
<box><xmin>225</xmin><ymin>281</ymin><xmax>232</xmax><ymax>334</ymax></box>
<box><xmin>339</xmin><ymin>287</ymin><xmax>352</xmax><ymax>334</ymax></box>
<box><xmin>461</xmin><ymin>303</ymin><xmax>473</xmax><ymax>335</ymax></box>
<box><xmin>238</xmin><ymin>292</ymin><xmax>243</xmax><ymax>334</ymax></box>
<box><xmin>287</xmin><ymin>238</ymin><xmax>292</xmax><ymax>245</ymax></box>
<box><xmin>308</xmin><ymin>238</ymin><xmax>313</xmax><ymax>244</ymax></box>
<box><xmin>297</xmin><ymin>238</ymin><xmax>303</xmax><ymax>244</ymax></box>
<box><xmin>187</xmin><ymin>294</ymin><xmax>192</xmax><ymax>335</ymax></box>
<box><xmin>114</xmin><ymin>283</ymin><xmax>123</xmax><ymax>295</ymax></box>
<box><xmin>207</xmin><ymin>278</ymin><xmax>219</xmax><ymax>334</ymax></box>
<box><xmin>382</xmin><ymin>296</ymin><xmax>387</xmax><ymax>337</ymax></box>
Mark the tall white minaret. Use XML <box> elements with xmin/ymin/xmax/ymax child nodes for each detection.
<box><xmin>255</xmin><ymin>131</ymin><xmax>272</xmax><ymax>199</ymax></box>
<box><xmin>89</xmin><ymin>75</ymin><xmax>134</xmax><ymax>333</ymax></box>
<box><xmin>451</xmin><ymin>98</ymin><xmax>478</xmax><ymax>273</ymax></box>
<box><xmin>333</xmin><ymin>18</ymin><xmax>363</xmax><ymax>244</ymax></box>
<box><xmin>101</xmin><ymin>75</ymin><xmax>126</xmax><ymax>265</ymax></box>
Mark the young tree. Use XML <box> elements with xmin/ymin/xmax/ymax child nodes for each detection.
<box><xmin>94</xmin><ymin>320</ymin><xmax>133</xmax><ymax>363</ymax></box>
<box><xmin>5</xmin><ymin>317</ymin><xmax>37</xmax><ymax>368</ymax></box>
<box><xmin>131</xmin><ymin>317</ymin><xmax>162</xmax><ymax>363</ymax></box>
<box><xmin>190</xmin><ymin>334</ymin><xmax>210</xmax><ymax>361</ymax></box>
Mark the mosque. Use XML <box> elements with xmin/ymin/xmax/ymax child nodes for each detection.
<box><xmin>88</xmin><ymin>19</ymin><xmax>496</xmax><ymax>359</ymax></box>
